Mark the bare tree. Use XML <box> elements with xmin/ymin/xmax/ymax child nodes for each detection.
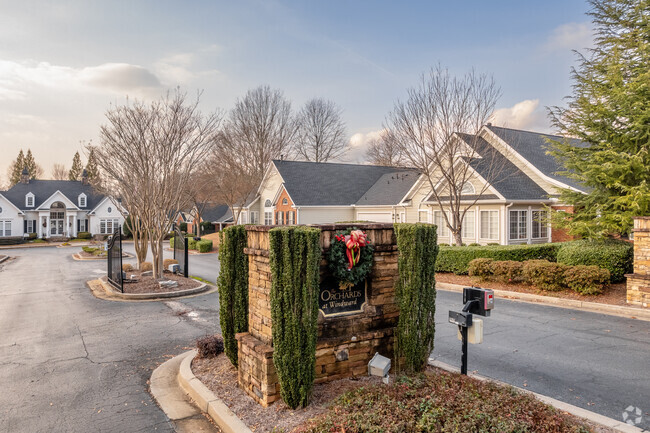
<box><xmin>52</xmin><ymin>163</ymin><xmax>68</xmax><ymax>180</ymax></box>
<box><xmin>386</xmin><ymin>65</ymin><xmax>502</xmax><ymax>245</ymax></box>
<box><xmin>93</xmin><ymin>90</ymin><xmax>222</xmax><ymax>278</ymax></box>
<box><xmin>295</xmin><ymin>98</ymin><xmax>348</xmax><ymax>162</ymax></box>
<box><xmin>223</xmin><ymin>85</ymin><xmax>297</xmax><ymax>180</ymax></box>
<box><xmin>365</xmin><ymin>131</ymin><xmax>405</xmax><ymax>166</ymax></box>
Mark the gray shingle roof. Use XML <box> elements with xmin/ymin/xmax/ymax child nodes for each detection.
<box><xmin>457</xmin><ymin>134</ymin><xmax>551</xmax><ymax>201</ymax></box>
<box><xmin>2</xmin><ymin>180</ymin><xmax>105</xmax><ymax>211</ymax></box>
<box><xmin>201</xmin><ymin>203</ymin><xmax>232</xmax><ymax>223</ymax></box>
<box><xmin>273</xmin><ymin>160</ymin><xmax>420</xmax><ymax>206</ymax></box>
<box><xmin>486</xmin><ymin>125</ymin><xmax>586</xmax><ymax>191</ymax></box>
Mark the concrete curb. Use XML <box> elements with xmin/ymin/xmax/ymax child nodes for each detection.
<box><xmin>71</xmin><ymin>252</ymin><xmax>133</xmax><ymax>261</ymax></box>
<box><xmin>178</xmin><ymin>350</ymin><xmax>253</xmax><ymax>433</ymax></box>
<box><xmin>437</xmin><ymin>282</ymin><xmax>650</xmax><ymax>322</ymax></box>
<box><xmin>0</xmin><ymin>255</ymin><xmax>9</xmax><ymax>264</ymax></box>
<box><xmin>0</xmin><ymin>242</ymin><xmax>56</xmax><ymax>249</ymax></box>
<box><xmin>96</xmin><ymin>277</ymin><xmax>211</xmax><ymax>300</ymax></box>
<box><xmin>428</xmin><ymin>358</ymin><xmax>647</xmax><ymax>433</ymax></box>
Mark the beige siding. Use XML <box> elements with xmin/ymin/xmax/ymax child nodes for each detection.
<box><xmin>298</xmin><ymin>207</ymin><xmax>354</xmax><ymax>224</ymax></box>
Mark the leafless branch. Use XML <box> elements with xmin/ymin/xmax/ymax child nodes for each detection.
<box><xmin>295</xmin><ymin>98</ymin><xmax>348</xmax><ymax>162</ymax></box>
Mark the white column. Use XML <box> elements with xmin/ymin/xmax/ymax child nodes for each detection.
<box><xmin>46</xmin><ymin>216</ymin><xmax>50</xmax><ymax>239</ymax></box>
<box><xmin>527</xmin><ymin>205</ymin><xmax>533</xmax><ymax>244</ymax></box>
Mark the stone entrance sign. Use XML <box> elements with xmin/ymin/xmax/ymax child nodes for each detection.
<box><xmin>236</xmin><ymin>223</ymin><xmax>399</xmax><ymax>406</ymax></box>
<box><xmin>318</xmin><ymin>277</ymin><xmax>367</xmax><ymax>317</ymax></box>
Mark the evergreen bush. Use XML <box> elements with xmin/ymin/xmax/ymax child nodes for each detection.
<box><xmin>269</xmin><ymin>226</ymin><xmax>321</xmax><ymax>409</ymax></box>
<box><xmin>467</xmin><ymin>258</ymin><xmax>494</xmax><ymax>280</ymax></box>
<box><xmin>490</xmin><ymin>260</ymin><xmax>524</xmax><ymax>283</ymax></box>
<box><xmin>394</xmin><ymin>223</ymin><xmax>438</xmax><ymax>373</ymax></box>
<box><xmin>169</xmin><ymin>237</ymin><xmax>175</xmax><ymax>249</ymax></box>
<box><xmin>522</xmin><ymin>260</ymin><xmax>567</xmax><ymax>291</ymax></box>
<box><xmin>217</xmin><ymin>225</ymin><xmax>249</xmax><ymax>367</ymax></box>
<box><xmin>77</xmin><ymin>231</ymin><xmax>91</xmax><ymax>240</ymax></box>
<box><xmin>436</xmin><ymin>243</ymin><xmax>561</xmax><ymax>274</ymax></box>
<box><xmin>557</xmin><ymin>239</ymin><xmax>632</xmax><ymax>283</ymax></box>
<box><xmin>564</xmin><ymin>265</ymin><xmax>610</xmax><ymax>295</ymax></box>
<box><xmin>197</xmin><ymin>239</ymin><xmax>213</xmax><ymax>253</ymax></box>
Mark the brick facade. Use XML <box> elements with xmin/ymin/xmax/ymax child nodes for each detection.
<box><xmin>274</xmin><ymin>187</ymin><xmax>296</xmax><ymax>225</ymax></box>
<box><xmin>237</xmin><ymin>223</ymin><xmax>400</xmax><ymax>406</ymax></box>
<box><xmin>550</xmin><ymin>205</ymin><xmax>576</xmax><ymax>243</ymax></box>
<box><xmin>627</xmin><ymin>217</ymin><xmax>650</xmax><ymax>308</ymax></box>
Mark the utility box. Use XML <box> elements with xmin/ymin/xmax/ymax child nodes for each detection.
<box><xmin>463</xmin><ymin>287</ymin><xmax>495</xmax><ymax>317</ymax></box>
<box><xmin>457</xmin><ymin>317</ymin><xmax>483</xmax><ymax>344</ymax></box>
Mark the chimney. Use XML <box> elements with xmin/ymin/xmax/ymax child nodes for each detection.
<box><xmin>81</xmin><ymin>169</ymin><xmax>89</xmax><ymax>185</ymax></box>
<box><xmin>486</xmin><ymin>122</ymin><xmax>492</xmax><ymax>126</ymax></box>
<box><xmin>20</xmin><ymin>167</ymin><xmax>29</xmax><ymax>184</ymax></box>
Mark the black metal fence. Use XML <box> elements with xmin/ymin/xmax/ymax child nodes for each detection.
<box><xmin>173</xmin><ymin>225</ymin><xmax>189</xmax><ymax>278</ymax></box>
<box><xmin>107</xmin><ymin>228</ymin><xmax>123</xmax><ymax>292</ymax></box>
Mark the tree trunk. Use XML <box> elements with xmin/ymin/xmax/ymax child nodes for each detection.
<box><xmin>134</xmin><ymin>232</ymin><xmax>148</xmax><ymax>269</ymax></box>
<box><xmin>151</xmin><ymin>238</ymin><xmax>162</xmax><ymax>279</ymax></box>
<box><xmin>453</xmin><ymin>230</ymin><xmax>463</xmax><ymax>246</ymax></box>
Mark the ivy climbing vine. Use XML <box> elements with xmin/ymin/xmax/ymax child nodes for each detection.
<box><xmin>269</xmin><ymin>226</ymin><xmax>321</xmax><ymax>409</ymax></box>
<box><xmin>394</xmin><ymin>223</ymin><xmax>438</xmax><ymax>373</ymax></box>
<box><xmin>217</xmin><ymin>225</ymin><xmax>249</xmax><ymax>367</ymax></box>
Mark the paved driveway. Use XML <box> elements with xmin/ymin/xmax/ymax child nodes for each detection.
<box><xmin>0</xmin><ymin>246</ymin><xmax>220</xmax><ymax>433</ymax></box>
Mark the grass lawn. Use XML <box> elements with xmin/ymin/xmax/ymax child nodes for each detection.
<box><xmin>295</xmin><ymin>370</ymin><xmax>594</xmax><ymax>433</ymax></box>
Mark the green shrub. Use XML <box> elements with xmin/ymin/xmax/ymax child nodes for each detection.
<box><xmin>169</xmin><ymin>237</ymin><xmax>174</xmax><ymax>249</ymax></box>
<box><xmin>490</xmin><ymin>260</ymin><xmax>524</xmax><ymax>283</ymax></box>
<box><xmin>82</xmin><ymin>246</ymin><xmax>98</xmax><ymax>254</ymax></box>
<box><xmin>557</xmin><ymin>239</ymin><xmax>632</xmax><ymax>283</ymax></box>
<box><xmin>467</xmin><ymin>258</ymin><xmax>494</xmax><ymax>280</ymax></box>
<box><xmin>28</xmin><ymin>232</ymin><xmax>38</xmax><ymax>240</ymax></box>
<box><xmin>179</xmin><ymin>222</ymin><xmax>187</xmax><ymax>232</ymax></box>
<box><xmin>564</xmin><ymin>265</ymin><xmax>610</xmax><ymax>295</ymax></box>
<box><xmin>269</xmin><ymin>226</ymin><xmax>321</xmax><ymax>409</ymax></box>
<box><xmin>77</xmin><ymin>231</ymin><xmax>91</xmax><ymax>239</ymax></box>
<box><xmin>522</xmin><ymin>260</ymin><xmax>567</xmax><ymax>291</ymax></box>
<box><xmin>217</xmin><ymin>225</ymin><xmax>249</xmax><ymax>367</ymax></box>
<box><xmin>197</xmin><ymin>239</ymin><xmax>213</xmax><ymax>253</ymax></box>
<box><xmin>394</xmin><ymin>223</ymin><xmax>438</xmax><ymax>373</ymax></box>
<box><xmin>187</xmin><ymin>237</ymin><xmax>198</xmax><ymax>250</ymax></box>
<box><xmin>436</xmin><ymin>243</ymin><xmax>561</xmax><ymax>274</ymax></box>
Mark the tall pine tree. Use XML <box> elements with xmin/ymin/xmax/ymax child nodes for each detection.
<box><xmin>84</xmin><ymin>148</ymin><xmax>101</xmax><ymax>185</ymax></box>
<box><xmin>23</xmin><ymin>149</ymin><xmax>41</xmax><ymax>180</ymax></box>
<box><xmin>9</xmin><ymin>150</ymin><xmax>25</xmax><ymax>186</ymax></box>
<box><xmin>69</xmin><ymin>152</ymin><xmax>83</xmax><ymax>181</ymax></box>
<box><xmin>549</xmin><ymin>0</ymin><xmax>650</xmax><ymax>239</ymax></box>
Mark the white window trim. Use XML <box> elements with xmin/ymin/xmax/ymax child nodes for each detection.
<box><xmin>461</xmin><ymin>210</ymin><xmax>475</xmax><ymax>238</ymax></box>
<box><xmin>78</xmin><ymin>194</ymin><xmax>87</xmax><ymax>208</ymax></box>
<box><xmin>264</xmin><ymin>211</ymin><xmax>273</xmax><ymax>225</ymax></box>
<box><xmin>461</xmin><ymin>182</ymin><xmax>476</xmax><ymax>195</ymax></box>
<box><xmin>479</xmin><ymin>210</ymin><xmax>499</xmax><ymax>240</ymax></box>
<box><xmin>531</xmin><ymin>210</ymin><xmax>549</xmax><ymax>239</ymax></box>
<box><xmin>433</xmin><ymin>210</ymin><xmax>450</xmax><ymax>238</ymax></box>
<box><xmin>509</xmin><ymin>210</ymin><xmax>528</xmax><ymax>240</ymax></box>
<box><xmin>0</xmin><ymin>220</ymin><xmax>11</xmax><ymax>237</ymax></box>
<box><xmin>26</xmin><ymin>193</ymin><xmax>34</xmax><ymax>207</ymax></box>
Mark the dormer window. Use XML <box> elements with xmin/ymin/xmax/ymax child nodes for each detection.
<box><xmin>26</xmin><ymin>193</ymin><xmax>34</xmax><ymax>207</ymax></box>
<box><xmin>78</xmin><ymin>193</ymin><xmax>87</xmax><ymax>208</ymax></box>
<box><xmin>461</xmin><ymin>182</ymin><xmax>476</xmax><ymax>195</ymax></box>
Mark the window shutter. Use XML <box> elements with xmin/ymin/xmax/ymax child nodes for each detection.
<box><xmin>77</xmin><ymin>219</ymin><xmax>80</xmax><ymax>232</ymax></box>
<box><xmin>24</xmin><ymin>220</ymin><xmax>27</xmax><ymax>233</ymax></box>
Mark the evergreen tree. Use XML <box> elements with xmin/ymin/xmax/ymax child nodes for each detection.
<box><xmin>549</xmin><ymin>0</ymin><xmax>650</xmax><ymax>239</ymax></box>
<box><xmin>69</xmin><ymin>152</ymin><xmax>83</xmax><ymax>181</ymax></box>
<box><xmin>84</xmin><ymin>148</ymin><xmax>101</xmax><ymax>185</ymax></box>
<box><xmin>9</xmin><ymin>150</ymin><xmax>25</xmax><ymax>186</ymax></box>
<box><xmin>23</xmin><ymin>149</ymin><xmax>41</xmax><ymax>180</ymax></box>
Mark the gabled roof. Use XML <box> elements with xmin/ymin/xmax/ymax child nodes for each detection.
<box><xmin>2</xmin><ymin>180</ymin><xmax>105</xmax><ymax>211</ymax></box>
<box><xmin>485</xmin><ymin>125</ymin><xmax>587</xmax><ymax>191</ymax></box>
<box><xmin>201</xmin><ymin>203</ymin><xmax>232</xmax><ymax>223</ymax></box>
<box><xmin>457</xmin><ymin>134</ymin><xmax>550</xmax><ymax>201</ymax></box>
<box><xmin>272</xmin><ymin>160</ymin><xmax>420</xmax><ymax>206</ymax></box>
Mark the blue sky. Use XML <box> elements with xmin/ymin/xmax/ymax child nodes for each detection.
<box><xmin>0</xmin><ymin>0</ymin><xmax>594</xmax><ymax>182</ymax></box>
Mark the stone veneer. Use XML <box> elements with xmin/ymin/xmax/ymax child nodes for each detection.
<box><xmin>235</xmin><ymin>223</ymin><xmax>400</xmax><ymax>406</ymax></box>
<box><xmin>627</xmin><ymin>217</ymin><xmax>650</xmax><ymax>308</ymax></box>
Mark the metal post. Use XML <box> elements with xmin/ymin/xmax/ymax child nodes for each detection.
<box><xmin>184</xmin><ymin>236</ymin><xmax>189</xmax><ymax>278</ymax></box>
<box><xmin>461</xmin><ymin>325</ymin><xmax>468</xmax><ymax>375</ymax></box>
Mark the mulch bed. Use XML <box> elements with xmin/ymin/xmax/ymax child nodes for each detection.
<box><xmin>121</xmin><ymin>270</ymin><xmax>201</xmax><ymax>294</ymax></box>
<box><xmin>192</xmin><ymin>353</ymin><xmax>383</xmax><ymax>433</ymax></box>
<box><xmin>78</xmin><ymin>250</ymin><xmax>107</xmax><ymax>258</ymax></box>
<box><xmin>436</xmin><ymin>272</ymin><xmax>630</xmax><ymax>307</ymax></box>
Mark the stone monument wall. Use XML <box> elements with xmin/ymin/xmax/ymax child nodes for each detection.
<box><xmin>627</xmin><ymin>217</ymin><xmax>650</xmax><ymax>308</ymax></box>
<box><xmin>236</xmin><ymin>223</ymin><xmax>399</xmax><ymax>406</ymax></box>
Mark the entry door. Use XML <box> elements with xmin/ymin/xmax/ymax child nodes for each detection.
<box><xmin>51</xmin><ymin>220</ymin><xmax>64</xmax><ymax>235</ymax></box>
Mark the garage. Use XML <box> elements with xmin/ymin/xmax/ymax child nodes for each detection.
<box><xmin>356</xmin><ymin>212</ymin><xmax>393</xmax><ymax>223</ymax></box>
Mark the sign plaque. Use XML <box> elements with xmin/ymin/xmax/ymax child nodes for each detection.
<box><xmin>318</xmin><ymin>276</ymin><xmax>367</xmax><ymax>317</ymax></box>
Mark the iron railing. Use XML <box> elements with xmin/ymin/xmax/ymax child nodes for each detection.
<box><xmin>107</xmin><ymin>228</ymin><xmax>123</xmax><ymax>292</ymax></box>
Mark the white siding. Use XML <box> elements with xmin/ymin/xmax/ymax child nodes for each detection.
<box><xmin>89</xmin><ymin>198</ymin><xmax>125</xmax><ymax>235</ymax></box>
<box><xmin>0</xmin><ymin>195</ymin><xmax>23</xmax><ymax>237</ymax></box>
<box><xmin>298</xmin><ymin>208</ymin><xmax>354</xmax><ymax>224</ymax></box>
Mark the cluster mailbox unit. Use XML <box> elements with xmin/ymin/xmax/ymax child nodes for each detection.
<box><xmin>448</xmin><ymin>287</ymin><xmax>495</xmax><ymax>375</ymax></box>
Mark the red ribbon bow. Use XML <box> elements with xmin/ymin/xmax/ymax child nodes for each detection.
<box><xmin>336</xmin><ymin>230</ymin><xmax>368</xmax><ymax>270</ymax></box>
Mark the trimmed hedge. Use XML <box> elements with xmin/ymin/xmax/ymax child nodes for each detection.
<box><xmin>217</xmin><ymin>225</ymin><xmax>248</xmax><ymax>367</ymax></box>
<box><xmin>269</xmin><ymin>226</ymin><xmax>321</xmax><ymax>409</ymax></box>
<box><xmin>557</xmin><ymin>239</ymin><xmax>632</xmax><ymax>283</ymax></box>
<box><xmin>77</xmin><ymin>231</ymin><xmax>91</xmax><ymax>239</ymax></box>
<box><xmin>522</xmin><ymin>260</ymin><xmax>567</xmax><ymax>291</ymax></box>
<box><xmin>436</xmin><ymin>243</ymin><xmax>562</xmax><ymax>275</ymax></box>
<box><xmin>564</xmin><ymin>265</ymin><xmax>610</xmax><ymax>295</ymax></box>
<box><xmin>197</xmin><ymin>239</ymin><xmax>213</xmax><ymax>253</ymax></box>
<box><xmin>188</xmin><ymin>237</ymin><xmax>198</xmax><ymax>250</ymax></box>
<box><xmin>169</xmin><ymin>237</ymin><xmax>174</xmax><ymax>249</ymax></box>
<box><xmin>394</xmin><ymin>223</ymin><xmax>438</xmax><ymax>373</ymax></box>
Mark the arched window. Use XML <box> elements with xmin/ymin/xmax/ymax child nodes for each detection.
<box><xmin>282</xmin><ymin>198</ymin><xmax>288</xmax><ymax>205</ymax></box>
<box><xmin>461</xmin><ymin>182</ymin><xmax>475</xmax><ymax>195</ymax></box>
<box><xmin>264</xmin><ymin>199</ymin><xmax>272</xmax><ymax>208</ymax></box>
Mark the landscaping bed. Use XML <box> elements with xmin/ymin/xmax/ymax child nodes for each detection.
<box><xmin>436</xmin><ymin>273</ymin><xmax>629</xmax><ymax>306</ymax></box>
<box><xmin>121</xmin><ymin>270</ymin><xmax>201</xmax><ymax>294</ymax></box>
<box><xmin>192</xmin><ymin>354</ymin><xmax>610</xmax><ymax>433</ymax></box>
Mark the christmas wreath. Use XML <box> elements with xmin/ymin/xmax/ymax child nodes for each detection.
<box><xmin>327</xmin><ymin>228</ymin><xmax>374</xmax><ymax>286</ymax></box>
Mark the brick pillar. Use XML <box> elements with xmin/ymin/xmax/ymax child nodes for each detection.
<box><xmin>236</xmin><ymin>223</ymin><xmax>400</xmax><ymax>406</ymax></box>
<box><xmin>627</xmin><ymin>217</ymin><xmax>650</xmax><ymax>308</ymax></box>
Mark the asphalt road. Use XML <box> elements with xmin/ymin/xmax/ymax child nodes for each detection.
<box><xmin>0</xmin><ymin>246</ymin><xmax>221</xmax><ymax>433</ymax></box>
<box><xmin>1</xmin><ymin>245</ymin><xmax>648</xmax><ymax>431</ymax></box>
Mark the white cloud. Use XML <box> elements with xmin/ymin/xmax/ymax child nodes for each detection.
<box><xmin>154</xmin><ymin>45</ymin><xmax>222</xmax><ymax>85</ymax></box>
<box><xmin>78</xmin><ymin>63</ymin><xmax>160</xmax><ymax>91</ymax></box>
<box><xmin>544</xmin><ymin>22</ymin><xmax>593</xmax><ymax>52</ymax></box>
<box><xmin>491</xmin><ymin>99</ymin><xmax>550</xmax><ymax>132</ymax></box>
<box><xmin>345</xmin><ymin>129</ymin><xmax>386</xmax><ymax>163</ymax></box>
